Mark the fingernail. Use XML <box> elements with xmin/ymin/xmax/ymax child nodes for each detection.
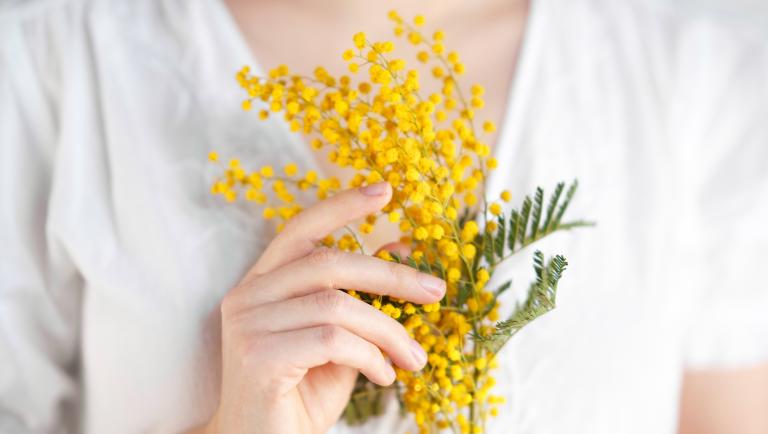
<box><xmin>410</xmin><ymin>339</ymin><xmax>427</xmax><ymax>368</ymax></box>
<box><xmin>359</xmin><ymin>182</ymin><xmax>389</xmax><ymax>196</ymax></box>
<box><xmin>419</xmin><ymin>275</ymin><xmax>446</xmax><ymax>298</ymax></box>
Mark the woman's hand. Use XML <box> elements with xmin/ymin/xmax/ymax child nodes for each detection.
<box><xmin>200</xmin><ymin>182</ymin><xmax>445</xmax><ymax>434</ymax></box>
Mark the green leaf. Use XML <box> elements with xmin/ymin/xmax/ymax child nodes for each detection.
<box><xmin>457</xmin><ymin>281</ymin><xmax>473</xmax><ymax>306</ymax></box>
<box><xmin>556</xmin><ymin>220</ymin><xmax>596</xmax><ymax>230</ymax></box>
<box><xmin>474</xmin><ymin>251</ymin><xmax>569</xmax><ymax>353</ymax></box>
<box><xmin>406</xmin><ymin>257</ymin><xmax>418</xmax><ymax>269</ymax></box>
<box><xmin>543</xmin><ymin>182</ymin><xmax>565</xmax><ymax>232</ymax></box>
<box><xmin>433</xmin><ymin>258</ymin><xmax>446</xmax><ymax>280</ymax></box>
<box><xmin>497</xmin><ymin>180</ymin><xmax>591</xmax><ymax>260</ymax></box>
<box><xmin>344</xmin><ymin>374</ymin><xmax>388</xmax><ymax>425</ymax></box>
<box><xmin>494</xmin><ymin>279</ymin><xmax>512</xmax><ymax>296</ymax></box>
<box><xmin>494</xmin><ymin>215</ymin><xmax>507</xmax><ymax>259</ymax></box>
<box><xmin>483</xmin><ymin>231</ymin><xmax>494</xmax><ymax>264</ymax></box>
<box><xmin>458</xmin><ymin>206</ymin><xmax>475</xmax><ymax>228</ymax></box>
<box><xmin>480</xmin><ymin>279</ymin><xmax>512</xmax><ymax>317</ymax></box>
<box><xmin>518</xmin><ymin>196</ymin><xmax>532</xmax><ymax>246</ymax></box>
<box><xmin>554</xmin><ymin>180</ymin><xmax>578</xmax><ymax>227</ymax></box>
<box><xmin>508</xmin><ymin>210</ymin><xmax>520</xmax><ymax>252</ymax></box>
<box><xmin>529</xmin><ymin>187</ymin><xmax>544</xmax><ymax>241</ymax></box>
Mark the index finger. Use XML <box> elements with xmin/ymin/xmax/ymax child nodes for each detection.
<box><xmin>251</xmin><ymin>182</ymin><xmax>392</xmax><ymax>275</ymax></box>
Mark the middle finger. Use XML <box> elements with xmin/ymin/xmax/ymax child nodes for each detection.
<box><xmin>244</xmin><ymin>248</ymin><xmax>446</xmax><ymax>306</ymax></box>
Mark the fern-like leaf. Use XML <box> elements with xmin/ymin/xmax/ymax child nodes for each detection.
<box><xmin>482</xmin><ymin>231</ymin><xmax>494</xmax><ymax>265</ymax></box>
<box><xmin>474</xmin><ymin>251</ymin><xmax>568</xmax><ymax>353</ymax></box>
<box><xmin>554</xmin><ymin>180</ymin><xmax>578</xmax><ymax>228</ymax></box>
<box><xmin>529</xmin><ymin>187</ymin><xmax>544</xmax><ymax>241</ymax></box>
<box><xmin>457</xmin><ymin>281</ymin><xmax>473</xmax><ymax>306</ymax></box>
<box><xmin>508</xmin><ymin>210</ymin><xmax>520</xmax><ymax>252</ymax></box>
<box><xmin>518</xmin><ymin>196</ymin><xmax>532</xmax><ymax>246</ymax></box>
<box><xmin>542</xmin><ymin>182</ymin><xmax>565</xmax><ymax>232</ymax></box>
<box><xmin>494</xmin><ymin>215</ymin><xmax>507</xmax><ymax>258</ymax></box>
<box><xmin>501</xmin><ymin>180</ymin><xmax>592</xmax><ymax>260</ymax></box>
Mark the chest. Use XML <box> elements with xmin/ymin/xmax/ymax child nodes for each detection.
<box><xmin>225</xmin><ymin>3</ymin><xmax>528</xmax><ymax>247</ymax></box>
<box><xmin>64</xmin><ymin>5</ymin><xmax>687</xmax><ymax>431</ymax></box>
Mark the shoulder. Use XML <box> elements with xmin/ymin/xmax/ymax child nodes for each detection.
<box><xmin>534</xmin><ymin>0</ymin><xmax>766</xmax><ymax>99</ymax></box>
<box><xmin>0</xmin><ymin>0</ymin><xmax>204</xmax><ymax>62</ymax></box>
<box><xmin>636</xmin><ymin>0</ymin><xmax>768</xmax><ymax>80</ymax></box>
<box><xmin>573</xmin><ymin>0</ymin><xmax>767</xmax><ymax>143</ymax></box>
<box><xmin>597</xmin><ymin>0</ymin><xmax>767</xmax><ymax>79</ymax></box>
<box><xmin>0</xmin><ymin>0</ymin><xmax>212</xmax><ymax>106</ymax></box>
<box><xmin>570</xmin><ymin>0</ymin><xmax>768</xmax><ymax>39</ymax></box>
<box><xmin>553</xmin><ymin>0</ymin><xmax>768</xmax><ymax>72</ymax></box>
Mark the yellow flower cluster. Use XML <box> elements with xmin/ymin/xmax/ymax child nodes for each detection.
<box><xmin>210</xmin><ymin>12</ymin><xmax>518</xmax><ymax>434</ymax></box>
<box><xmin>208</xmin><ymin>152</ymin><xmax>344</xmax><ymax>233</ymax></box>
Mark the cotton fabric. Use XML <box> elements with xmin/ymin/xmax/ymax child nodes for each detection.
<box><xmin>1</xmin><ymin>0</ymin><xmax>767</xmax><ymax>433</ymax></box>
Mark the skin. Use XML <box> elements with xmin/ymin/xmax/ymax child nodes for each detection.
<box><xmin>185</xmin><ymin>0</ymin><xmax>768</xmax><ymax>432</ymax></box>
<box><xmin>678</xmin><ymin>364</ymin><xmax>768</xmax><ymax>434</ymax></box>
<box><xmin>226</xmin><ymin>0</ymin><xmax>527</xmax><ymax>248</ymax></box>
<box><xmin>191</xmin><ymin>182</ymin><xmax>444</xmax><ymax>434</ymax></box>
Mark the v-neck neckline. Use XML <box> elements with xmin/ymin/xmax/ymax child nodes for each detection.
<box><xmin>208</xmin><ymin>0</ymin><xmax>543</xmax><ymax>199</ymax></box>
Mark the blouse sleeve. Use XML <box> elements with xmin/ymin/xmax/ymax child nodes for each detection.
<box><xmin>672</xmin><ymin>17</ymin><xmax>768</xmax><ymax>369</ymax></box>
<box><xmin>0</xmin><ymin>7</ymin><xmax>82</xmax><ymax>433</ymax></box>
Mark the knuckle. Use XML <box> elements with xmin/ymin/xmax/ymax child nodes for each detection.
<box><xmin>318</xmin><ymin>324</ymin><xmax>343</xmax><ymax>349</ymax></box>
<box><xmin>236</xmin><ymin>337</ymin><xmax>265</xmax><ymax>370</ymax></box>
<box><xmin>236</xmin><ymin>337</ymin><xmax>258</xmax><ymax>361</ymax></box>
<box><xmin>307</xmin><ymin>247</ymin><xmax>342</xmax><ymax>266</ymax></box>
<box><xmin>239</xmin><ymin>334</ymin><xmax>276</xmax><ymax>365</ymax></box>
<box><xmin>315</xmin><ymin>289</ymin><xmax>350</xmax><ymax>314</ymax></box>
<box><xmin>220</xmin><ymin>275</ymin><xmax>263</xmax><ymax>317</ymax></box>
<box><xmin>262</xmin><ymin>375</ymin><xmax>292</xmax><ymax>399</ymax></box>
<box><xmin>219</xmin><ymin>292</ymin><xmax>239</xmax><ymax>317</ymax></box>
<box><xmin>385</xmin><ymin>261</ymin><xmax>409</xmax><ymax>294</ymax></box>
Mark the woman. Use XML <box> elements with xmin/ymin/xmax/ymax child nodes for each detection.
<box><xmin>1</xmin><ymin>0</ymin><xmax>767</xmax><ymax>433</ymax></box>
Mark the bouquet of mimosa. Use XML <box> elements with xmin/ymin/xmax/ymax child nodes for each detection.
<box><xmin>209</xmin><ymin>11</ymin><xmax>590</xmax><ymax>434</ymax></box>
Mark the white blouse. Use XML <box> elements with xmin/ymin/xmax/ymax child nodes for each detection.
<box><xmin>1</xmin><ymin>0</ymin><xmax>767</xmax><ymax>433</ymax></box>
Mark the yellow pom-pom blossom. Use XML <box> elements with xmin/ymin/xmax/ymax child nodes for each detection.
<box><xmin>489</xmin><ymin>203</ymin><xmax>502</xmax><ymax>216</ymax></box>
<box><xmin>204</xmin><ymin>12</ymin><xmax>550</xmax><ymax>434</ymax></box>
